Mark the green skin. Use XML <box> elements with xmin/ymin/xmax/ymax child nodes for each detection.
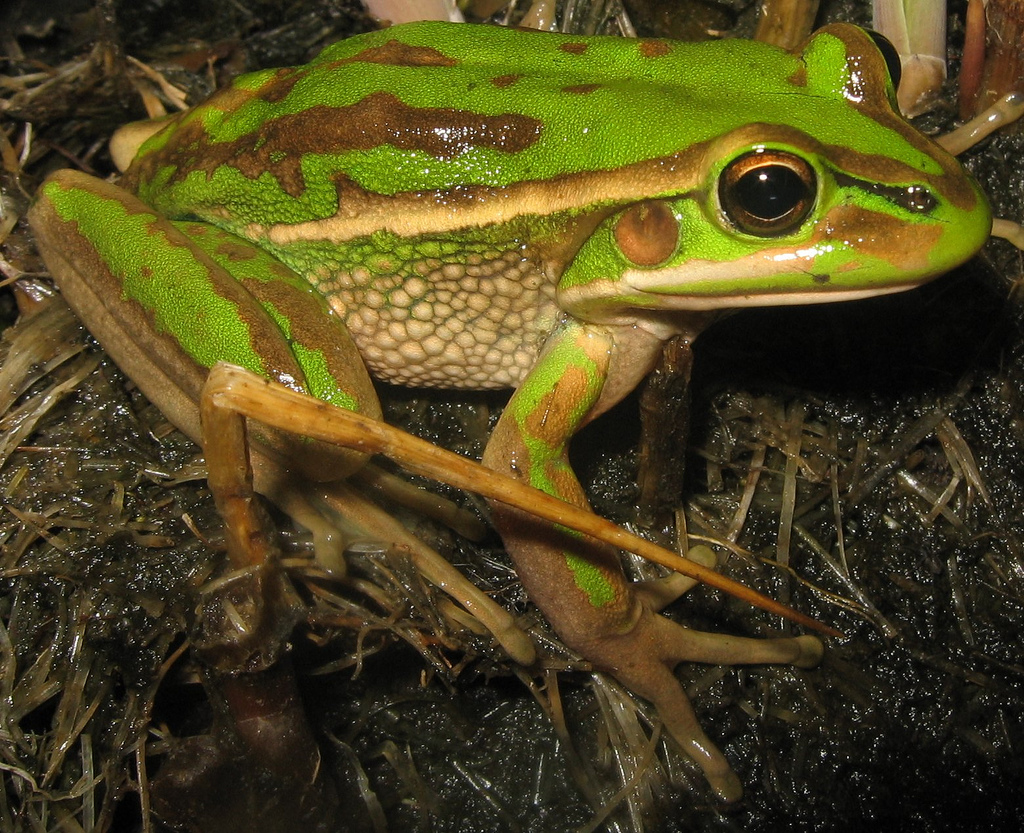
<box><xmin>29</xmin><ymin>21</ymin><xmax>993</xmax><ymax>801</ymax></box>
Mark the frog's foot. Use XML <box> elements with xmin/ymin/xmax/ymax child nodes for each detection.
<box><xmin>595</xmin><ymin>606</ymin><xmax>823</xmax><ymax>801</ymax></box>
<box><xmin>633</xmin><ymin>545</ymin><xmax>717</xmax><ymax>610</ymax></box>
<box><xmin>307</xmin><ymin>479</ymin><xmax>538</xmax><ymax>667</ymax></box>
<box><xmin>257</xmin><ymin>467</ymin><xmax>536</xmax><ymax>666</ymax></box>
<box><xmin>249</xmin><ymin>473</ymin><xmax>536</xmax><ymax>666</ymax></box>
<box><xmin>352</xmin><ymin>464</ymin><xmax>488</xmax><ymax>542</ymax></box>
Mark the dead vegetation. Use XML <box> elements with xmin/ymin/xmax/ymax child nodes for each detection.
<box><xmin>0</xmin><ymin>1</ymin><xmax>1022</xmax><ymax>831</ymax></box>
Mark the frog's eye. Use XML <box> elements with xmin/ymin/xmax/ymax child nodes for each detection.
<box><xmin>718</xmin><ymin>151</ymin><xmax>816</xmax><ymax>237</ymax></box>
<box><xmin>864</xmin><ymin>30</ymin><xmax>902</xmax><ymax>91</ymax></box>
<box><xmin>614</xmin><ymin>200</ymin><xmax>679</xmax><ymax>266</ymax></box>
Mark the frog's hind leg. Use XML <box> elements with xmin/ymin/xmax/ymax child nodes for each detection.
<box><xmin>202</xmin><ymin>365</ymin><xmax>538</xmax><ymax>667</ymax></box>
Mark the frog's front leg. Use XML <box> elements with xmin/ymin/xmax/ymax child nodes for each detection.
<box><xmin>482</xmin><ymin>319</ymin><xmax>822</xmax><ymax>802</ymax></box>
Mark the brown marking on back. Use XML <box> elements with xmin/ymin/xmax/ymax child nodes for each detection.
<box><xmin>344</xmin><ymin>40</ymin><xmax>458</xmax><ymax>67</ymax></box>
<box><xmin>174</xmin><ymin>42</ymin><xmax>455</xmax><ymax>135</ymax></box>
<box><xmin>638</xmin><ymin>40</ymin><xmax>670</xmax><ymax>58</ymax></box>
<box><xmin>249</xmin><ymin>67</ymin><xmax>309</xmax><ymax>104</ymax></box>
<box><xmin>128</xmin><ymin>93</ymin><xmax>542</xmax><ymax>199</ymax></box>
<box><xmin>559</xmin><ymin>42</ymin><xmax>588</xmax><ymax>55</ymax></box>
<box><xmin>218</xmin><ymin>76</ymin><xmax>294</xmax><ymax>111</ymax></box>
<box><xmin>492</xmin><ymin>74</ymin><xmax>521</xmax><ymax>88</ymax></box>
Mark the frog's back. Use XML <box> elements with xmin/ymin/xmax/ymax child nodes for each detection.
<box><xmin>125</xmin><ymin>21</ymin><xmax>924</xmax><ymax>233</ymax></box>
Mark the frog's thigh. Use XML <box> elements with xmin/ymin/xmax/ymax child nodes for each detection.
<box><xmin>30</xmin><ymin>173</ymin><xmax>207</xmax><ymax>441</ymax></box>
<box><xmin>31</xmin><ymin>172</ymin><xmax>380</xmax><ymax>470</ymax></box>
<box><xmin>185</xmin><ymin>221</ymin><xmax>382</xmax><ymax>480</ymax></box>
<box><xmin>181</xmin><ymin>221</ymin><xmax>381</xmax><ymax>428</ymax></box>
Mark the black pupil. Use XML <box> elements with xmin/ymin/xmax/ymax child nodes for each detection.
<box><xmin>735</xmin><ymin>164</ymin><xmax>806</xmax><ymax>221</ymax></box>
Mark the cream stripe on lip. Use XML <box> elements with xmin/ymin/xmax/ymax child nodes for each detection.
<box><xmin>617</xmin><ymin>245</ymin><xmax>930</xmax><ymax>310</ymax></box>
<box><xmin>621</xmin><ymin>282</ymin><xmax>913</xmax><ymax>311</ymax></box>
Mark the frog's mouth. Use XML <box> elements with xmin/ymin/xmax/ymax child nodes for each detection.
<box><xmin>558</xmin><ymin>269</ymin><xmax>920</xmax><ymax>328</ymax></box>
<box><xmin>616</xmin><ymin>250</ymin><xmax>937</xmax><ymax>310</ymax></box>
<box><xmin>621</xmin><ymin>279</ymin><xmax>916</xmax><ymax>311</ymax></box>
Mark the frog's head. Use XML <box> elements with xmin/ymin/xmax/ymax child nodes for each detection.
<box><xmin>558</xmin><ymin>24</ymin><xmax>991</xmax><ymax>324</ymax></box>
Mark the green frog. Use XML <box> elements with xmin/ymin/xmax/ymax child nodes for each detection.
<box><xmin>28</xmin><ymin>21</ymin><xmax>1000</xmax><ymax>801</ymax></box>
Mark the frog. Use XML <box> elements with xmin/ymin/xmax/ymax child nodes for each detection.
<box><xmin>27</xmin><ymin>21</ymin><xmax>1000</xmax><ymax>802</ymax></box>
